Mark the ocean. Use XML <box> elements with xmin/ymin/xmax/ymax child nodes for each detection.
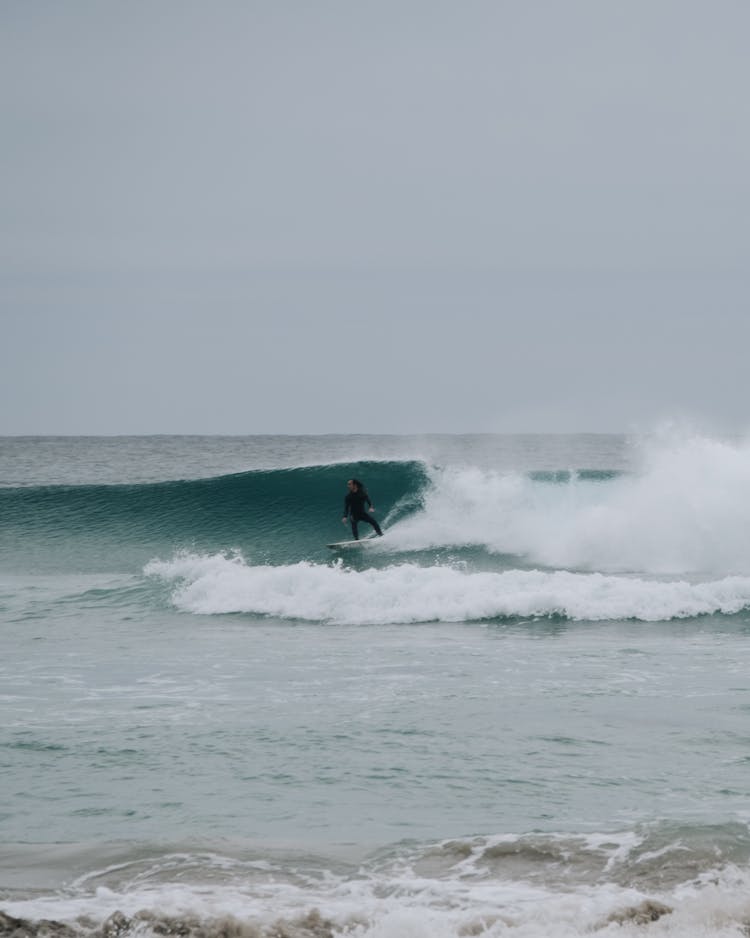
<box><xmin>2</xmin><ymin>432</ymin><xmax>750</xmax><ymax>937</ymax></box>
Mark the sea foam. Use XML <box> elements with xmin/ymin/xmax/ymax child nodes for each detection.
<box><xmin>145</xmin><ymin>552</ymin><xmax>750</xmax><ymax>624</ymax></box>
<box><xmin>390</xmin><ymin>433</ymin><xmax>750</xmax><ymax>575</ymax></box>
<box><xmin>3</xmin><ymin>833</ymin><xmax>750</xmax><ymax>938</ymax></box>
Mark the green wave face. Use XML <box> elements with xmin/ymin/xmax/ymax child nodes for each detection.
<box><xmin>0</xmin><ymin>461</ymin><xmax>429</xmax><ymax>572</ymax></box>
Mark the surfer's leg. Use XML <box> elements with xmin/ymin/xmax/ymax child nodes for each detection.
<box><xmin>350</xmin><ymin>518</ymin><xmax>360</xmax><ymax>540</ymax></box>
<box><xmin>357</xmin><ymin>514</ymin><xmax>383</xmax><ymax>536</ymax></box>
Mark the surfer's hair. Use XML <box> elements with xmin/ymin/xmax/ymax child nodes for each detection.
<box><xmin>349</xmin><ymin>478</ymin><xmax>364</xmax><ymax>490</ymax></box>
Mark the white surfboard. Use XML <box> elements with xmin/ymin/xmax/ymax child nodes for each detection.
<box><xmin>326</xmin><ymin>538</ymin><xmax>375</xmax><ymax>549</ymax></box>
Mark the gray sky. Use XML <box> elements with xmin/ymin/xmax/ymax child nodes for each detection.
<box><xmin>2</xmin><ymin>1</ymin><xmax>749</xmax><ymax>434</ymax></box>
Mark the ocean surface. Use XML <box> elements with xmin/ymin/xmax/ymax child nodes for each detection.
<box><xmin>2</xmin><ymin>433</ymin><xmax>750</xmax><ymax>937</ymax></box>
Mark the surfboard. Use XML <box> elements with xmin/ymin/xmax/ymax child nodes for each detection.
<box><xmin>326</xmin><ymin>538</ymin><xmax>375</xmax><ymax>549</ymax></box>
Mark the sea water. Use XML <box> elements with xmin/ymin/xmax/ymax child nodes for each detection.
<box><xmin>2</xmin><ymin>433</ymin><xmax>750</xmax><ymax>937</ymax></box>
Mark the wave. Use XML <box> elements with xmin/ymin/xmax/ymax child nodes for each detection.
<box><xmin>145</xmin><ymin>552</ymin><xmax>750</xmax><ymax>624</ymax></box>
<box><xmin>6</xmin><ymin>434</ymin><xmax>750</xmax><ymax>578</ymax></box>
<box><xmin>3</xmin><ymin>823</ymin><xmax>750</xmax><ymax>937</ymax></box>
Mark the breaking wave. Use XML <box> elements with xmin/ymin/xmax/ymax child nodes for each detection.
<box><xmin>146</xmin><ymin>552</ymin><xmax>750</xmax><ymax>624</ymax></box>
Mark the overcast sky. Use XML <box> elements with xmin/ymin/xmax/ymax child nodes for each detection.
<box><xmin>2</xmin><ymin>1</ymin><xmax>749</xmax><ymax>434</ymax></box>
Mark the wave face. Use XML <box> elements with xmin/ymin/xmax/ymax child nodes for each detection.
<box><xmin>0</xmin><ymin>460</ymin><xmax>428</xmax><ymax>570</ymax></box>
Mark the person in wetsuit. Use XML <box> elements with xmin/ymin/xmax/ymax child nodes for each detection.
<box><xmin>342</xmin><ymin>478</ymin><xmax>383</xmax><ymax>540</ymax></box>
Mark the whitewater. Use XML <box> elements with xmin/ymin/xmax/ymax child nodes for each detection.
<box><xmin>3</xmin><ymin>432</ymin><xmax>750</xmax><ymax>937</ymax></box>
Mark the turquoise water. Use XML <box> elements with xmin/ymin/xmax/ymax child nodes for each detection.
<box><xmin>2</xmin><ymin>434</ymin><xmax>750</xmax><ymax>937</ymax></box>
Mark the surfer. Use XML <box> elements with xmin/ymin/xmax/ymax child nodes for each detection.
<box><xmin>342</xmin><ymin>478</ymin><xmax>383</xmax><ymax>540</ymax></box>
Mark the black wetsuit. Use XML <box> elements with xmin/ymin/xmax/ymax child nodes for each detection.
<box><xmin>344</xmin><ymin>488</ymin><xmax>383</xmax><ymax>539</ymax></box>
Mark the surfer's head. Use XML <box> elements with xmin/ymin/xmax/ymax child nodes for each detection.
<box><xmin>347</xmin><ymin>479</ymin><xmax>362</xmax><ymax>491</ymax></box>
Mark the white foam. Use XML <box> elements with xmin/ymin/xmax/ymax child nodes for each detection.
<box><xmin>389</xmin><ymin>433</ymin><xmax>750</xmax><ymax>575</ymax></box>
<box><xmin>4</xmin><ymin>845</ymin><xmax>750</xmax><ymax>938</ymax></box>
<box><xmin>145</xmin><ymin>552</ymin><xmax>750</xmax><ymax>624</ymax></box>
